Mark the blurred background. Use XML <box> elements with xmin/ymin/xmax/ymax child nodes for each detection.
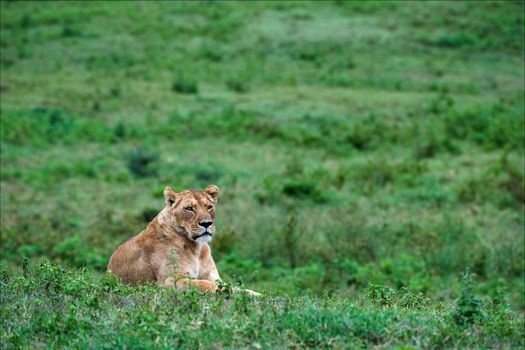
<box><xmin>1</xmin><ymin>1</ymin><xmax>524</xmax><ymax>310</ymax></box>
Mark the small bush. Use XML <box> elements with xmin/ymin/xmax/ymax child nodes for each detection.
<box><xmin>414</xmin><ymin>132</ymin><xmax>459</xmax><ymax>159</ymax></box>
<box><xmin>444</xmin><ymin>102</ymin><xmax>524</xmax><ymax>149</ymax></box>
<box><xmin>20</xmin><ymin>14</ymin><xmax>31</xmax><ymax>28</ymax></box>
<box><xmin>368</xmin><ymin>284</ymin><xmax>397</xmax><ymax>306</ymax></box>
<box><xmin>113</xmin><ymin>121</ymin><xmax>126</xmax><ymax>138</ymax></box>
<box><xmin>256</xmin><ymin>161</ymin><xmax>331</xmax><ymax>204</ymax></box>
<box><xmin>435</xmin><ymin>32</ymin><xmax>478</xmax><ymax>48</ymax></box>
<box><xmin>455</xmin><ymin>152</ymin><xmax>524</xmax><ymax>208</ymax></box>
<box><xmin>226</xmin><ymin>77</ymin><xmax>249</xmax><ymax>93</ymax></box>
<box><xmin>453</xmin><ymin>270</ymin><xmax>484</xmax><ymax>326</ymax></box>
<box><xmin>61</xmin><ymin>25</ymin><xmax>82</xmax><ymax>38</ymax></box>
<box><xmin>282</xmin><ymin>179</ymin><xmax>326</xmax><ymax>202</ymax></box>
<box><xmin>200</xmin><ymin>45</ymin><xmax>224</xmax><ymax>62</ymax></box>
<box><xmin>426</xmin><ymin>92</ymin><xmax>454</xmax><ymax>115</ymax></box>
<box><xmin>0</xmin><ymin>108</ymin><xmax>112</xmax><ymax>146</ymax></box>
<box><xmin>141</xmin><ymin>208</ymin><xmax>158</xmax><ymax>223</ymax></box>
<box><xmin>110</xmin><ymin>85</ymin><xmax>121</xmax><ymax>98</ymax></box>
<box><xmin>126</xmin><ymin>146</ymin><xmax>159</xmax><ymax>178</ymax></box>
<box><xmin>171</xmin><ymin>73</ymin><xmax>198</xmax><ymax>94</ymax></box>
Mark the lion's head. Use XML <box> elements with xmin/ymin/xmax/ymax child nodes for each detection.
<box><xmin>162</xmin><ymin>185</ymin><xmax>220</xmax><ymax>243</ymax></box>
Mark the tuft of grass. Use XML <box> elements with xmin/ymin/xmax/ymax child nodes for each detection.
<box><xmin>172</xmin><ymin>72</ymin><xmax>198</xmax><ymax>94</ymax></box>
<box><xmin>226</xmin><ymin>77</ymin><xmax>249</xmax><ymax>93</ymax></box>
<box><xmin>126</xmin><ymin>146</ymin><xmax>159</xmax><ymax>178</ymax></box>
<box><xmin>453</xmin><ymin>270</ymin><xmax>484</xmax><ymax>326</ymax></box>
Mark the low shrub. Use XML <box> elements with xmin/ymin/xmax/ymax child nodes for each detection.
<box><xmin>453</xmin><ymin>270</ymin><xmax>484</xmax><ymax>326</ymax></box>
<box><xmin>226</xmin><ymin>76</ymin><xmax>249</xmax><ymax>93</ymax></box>
<box><xmin>0</xmin><ymin>108</ymin><xmax>112</xmax><ymax>146</ymax></box>
<box><xmin>444</xmin><ymin>102</ymin><xmax>524</xmax><ymax>149</ymax></box>
<box><xmin>126</xmin><ymin>146</ymin><xmax>159</xmax><ymax>178</ymax></box>
<box><xmin>171</xmin><ymin>72</ymin><xmax>198</xmax><ymax>94</ymax></box>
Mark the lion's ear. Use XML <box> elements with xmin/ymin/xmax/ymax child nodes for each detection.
<box><xmin>204</xmin><ymin>184</ymin><xmax>220</xmax><ymax>201</ymax></box>
<box><xmin>164</xmin><ymin>186</ymin><xmax>177</xmax><ymax>207</ymax></box>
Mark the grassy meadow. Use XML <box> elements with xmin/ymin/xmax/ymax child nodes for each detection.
<box><xmin>1</xmin><ymin>1</ymin><xmax>524</xmax><ymax>348</ymax></box>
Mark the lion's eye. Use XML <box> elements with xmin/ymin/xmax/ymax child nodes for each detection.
<box><xmin>184</xmin><ymin>206</ymin><xmax>194</xmax><ymax>212</ymax></box>
<box><xmin>207</xmin><ymin>205</ymin><xmax>213</xmax><ymax>211</ymax></box>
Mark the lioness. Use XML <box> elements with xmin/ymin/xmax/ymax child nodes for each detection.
<box><xmin>108</xmin><ymin>185</ymin><xmax>260</xmax><ymax>296</ymax></box>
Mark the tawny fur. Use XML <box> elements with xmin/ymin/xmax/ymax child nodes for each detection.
<box><xmin>108</xmin><ymin>185</ymin><xmax>260</xmax><ymax>296</ymax></box>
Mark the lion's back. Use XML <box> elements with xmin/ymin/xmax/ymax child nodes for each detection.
<box><xmin>107</xmin><ymin>235</ymin><xmax>156</xmax><ymax>285</ymax></box>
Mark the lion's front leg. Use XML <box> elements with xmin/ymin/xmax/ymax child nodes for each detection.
<box><xmin>163</xmin><ymin>275</ymin><xmax>218</xmax><ymax>293</ymax></box>
<box><xmin>243</xmin><ymin>288</ymin><xmax>262</xmax><ymax>296</ymax></box>
<box><xmin>230</xmin><ymin>287</ymin><xmax>262</xmax><ymax>296</ymax></box>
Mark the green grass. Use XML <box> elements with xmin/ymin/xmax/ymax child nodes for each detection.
<box><xmin>1</xmin><ymin>1</ymin><xmax>524</xmax><ymax>348</ymax></box>
<box><xmin>1</xmin><ymin>262</ymin><xmax>523</xmax><ymax>349</ymax></box>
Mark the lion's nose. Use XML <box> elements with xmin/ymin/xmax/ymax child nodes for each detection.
<box><xmin>199</xmin><ymin>221</ymin><xmax>213</xmax><ymax>228</ymax></box>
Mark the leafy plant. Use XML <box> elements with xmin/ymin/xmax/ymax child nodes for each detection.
<box><xmin>126</xmin><ymin>146</ymin><xmax>159</xmax><ymax>178</ymax></box>
<box><xmin>172</xmin><ymin>72</ymin><xmax>198</xmax><ymax>94</ymax></box>
<box><xmin>452</xmin><ymin>270</ymin><xmax>484</xmax><ymax>326</ymax></box>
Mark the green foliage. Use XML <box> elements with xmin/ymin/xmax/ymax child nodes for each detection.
<box><xmin>453</xmin><ymin>270</ymin><xmax>484</xmax><ymax>326</ymax></box>
<box><xmin>226</xmin><ymin>76</ymin><xmax>249</xmax><ymax>93</ymax></box>
<box><xmin>126</xmin><ymin>146</ymin><xmax>159</xmax><ymax>178</ymax></box>
<box><xmin>53</xmin><ymin>235</ymin><xmax>107</xmax><ymax>270</ymax></box>
<box><xmin>435</xmin><ymin>32</ymin><xmax>479</xmax><ymax>49</ymax></box>
<box><xmin>444</xmin><ymin>102</ymin><xmax>524</xmax><ymax>149</ymax></box>
<box><xmin>1</xmin><ymin>262</ymin><xmax>523</xmax><ymax>349</ymax></box>
<box><xmin>0</xmin><ymin>108</ymin><xmax>112</xmax><ymax>146</ymax></box>
<box><xmin>172</xmin><ymin>72</ymin><xmax>198</xmax><ymax>94</ymax></box>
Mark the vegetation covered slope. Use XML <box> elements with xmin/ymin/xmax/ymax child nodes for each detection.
<box><xmin>1</xmin><ymin>262</ymin><xmax>523</xmax><ymax>349</ymax></box>
<box><xmin>1</xmin><ymin>1</ymin><xmax>524</xmax><ymax>348</ymax></box>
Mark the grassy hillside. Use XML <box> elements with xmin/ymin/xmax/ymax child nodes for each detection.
<box><xmin>1</xmin><ymin>1</ymin><xmax>524</xmax><ymax>348</ymax></box>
